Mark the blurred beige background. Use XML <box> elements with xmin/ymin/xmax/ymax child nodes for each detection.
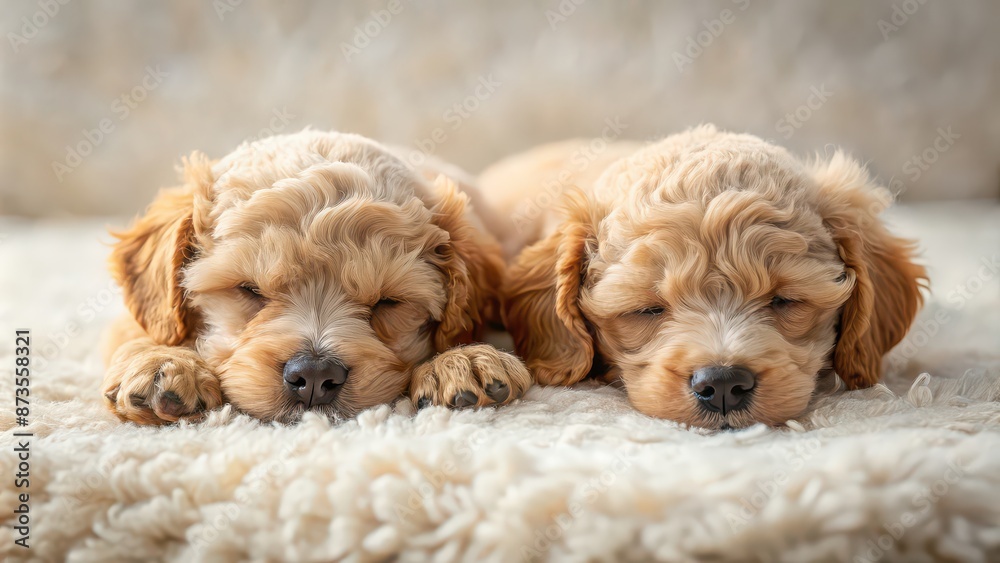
<box><xmin>1</xmin><ymin>0</ymin><xmax>998</xmax><ymax>217</ymax></box>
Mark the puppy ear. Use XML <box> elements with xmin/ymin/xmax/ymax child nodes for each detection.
<box><xmin>812</xmin><ymin>153</ymin><xmax>927</xmax><ymax>389</ymax></box>
<box><xmin>503</xmin><ymin>190</ymin><xmax>601</xmax><ymax>386</ymax></box>
<box><xmin>428</xmin><ymin>175</ymin><xmax>506</xmax><ymax>351</ymax></box>
<box><xmin>109</xmin><ymin>153</ymin><xmax>215</xmax><ymax>346</ymax></box>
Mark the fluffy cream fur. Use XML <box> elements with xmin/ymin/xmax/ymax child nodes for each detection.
<box><xmin>102</xmin><ymin>130</ymin><xmax>529</xmax><ymax>425</ymax></box>
<box><xmin>486</xmin><ymin>127</ymin><xmax>927</xmax><ymax>429</ymax></box>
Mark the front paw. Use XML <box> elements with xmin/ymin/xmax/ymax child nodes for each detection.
<box><xmin>103</xmin><ymin>346</ymin><xmax>222</xmax><ymax>425</ymax></box>
<box><xmin>410</xmin><ymin>344</ymin><xmax>532</xmax><ymax>410</ymax></box>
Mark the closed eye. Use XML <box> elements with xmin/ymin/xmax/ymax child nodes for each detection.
<box><xmin>239</xmin><ymin>283</ymin><xmax>265</xmax><ymax>299</ymax></box>
<box><xmin>633</xmin><ymin>306</ymin><xmax>666</xmax><ymax>316</ymax></box>
<box><xmin>374</xmin><ymin>297</ymin><xmax>401</xmax><ymax>308</ymax></box>
<box><xmin>770</xmin><ymin>295</ymin><xmax>797</xmax><ymax>308</ymax></box>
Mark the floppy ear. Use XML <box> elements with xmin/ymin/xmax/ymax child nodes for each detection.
<box><xmin>812</xmin><ymin>153</ymin><xmax>927</xmax><ymax>389</ymax></box>
<box><xmin>503</xmin><ymin>191</ymin><xmax>602</xmax><ymax>386</ymax></box>
<box><xmin>109</xmin><ymin>153</ymin><xmax>215</xmax><ymax>346</ymax></box>
<box><xmin>428</xmin><ymin>175</ymin><xmax>506</xmax><ymax>351</ymax></box>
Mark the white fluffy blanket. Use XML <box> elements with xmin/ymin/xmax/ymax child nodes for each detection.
<box><xmin>1</xmin><ymin>202</ymin><xmax>998</xmax><ymax>562</ymax></box>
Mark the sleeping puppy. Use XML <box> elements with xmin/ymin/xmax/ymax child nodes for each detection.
<box><xmin>483</xmin><ymin>125</ymin><xmax>926</xmax><ymax>429</ymax></box>
<box><xmin>102</xmin><ymin>130</ymin><xmax>530</xmax><ymax>425</ymax></box>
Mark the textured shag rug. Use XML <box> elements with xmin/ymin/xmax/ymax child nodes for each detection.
<box><xmin>0</xmin><ymin>202</ymin><xmax>998</xmax><ymax>562</ymax></box>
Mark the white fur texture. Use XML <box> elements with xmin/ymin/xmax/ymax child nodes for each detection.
<box><xmin>0</xmin><ymin>202</ymin><xmax>998</xmax><ymax>561</ymax></box>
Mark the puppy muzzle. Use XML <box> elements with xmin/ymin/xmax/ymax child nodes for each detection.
<box><xmin>282</xmin><ymin>352</ymin><xmax>349</xmax><ymax>409</ymax></box>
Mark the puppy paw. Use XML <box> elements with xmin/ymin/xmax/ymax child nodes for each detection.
<box><xmin>103</xmin><ymin>345</ymin><xmax>223</xmax><ymax>425</ymax></box>
<box><xmin>410</xmin><ymin>344</ymin><xmax>532</xmax><ymax>410</ymax></box>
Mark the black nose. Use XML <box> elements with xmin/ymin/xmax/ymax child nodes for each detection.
<box><xmin>282</xmin><ymin>353</ymin><xmax>348</xmax><ymax>408</ymax></box>
<box><xmin>691</xmin><ymin>366</ymin><xmax>756</xmax><ymax>415</ymax></box>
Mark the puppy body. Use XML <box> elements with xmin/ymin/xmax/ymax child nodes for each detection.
<box><xmin>474</xmin><ymin>139</ymin><xmax>644</xmax><ymax>259</ymax></box>
<box><xmin>103</xmin><ymin>130</ymin><xmax>530</xmax><ymax>424</ymax></box>
<box><xmin>484</xmin><ymin>126</ymin><xmax>926</xmax><ymax>429</ymax></box>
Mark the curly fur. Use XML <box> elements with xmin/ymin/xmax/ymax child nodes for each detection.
<box><xmin>484</xmin><ymin>126</ymin><xmax>928</xmax><ymax>429</ymax></box>
<box><xmin>102</xmin><ymin>130</ymin><xmax>522</xmax><ymax>424</ymax></box>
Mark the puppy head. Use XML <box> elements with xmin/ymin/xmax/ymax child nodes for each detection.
<box><xmin>111</xmin><ymin>133</ymin><xmax>501</xmax><ymax>422</ymax></box>
<box><xmin>506</xmin><ymin>129</ymin><xmax>925</xmax><ymax>429</ymax></box>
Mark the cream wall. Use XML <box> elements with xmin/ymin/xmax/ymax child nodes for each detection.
<box><xmin>2</xmin><ymin>0</ymin><xmax>998</xmax><ymax>217</ymax></box>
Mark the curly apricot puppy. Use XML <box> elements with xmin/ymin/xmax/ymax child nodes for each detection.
<box><xmin>102</xmin><ymin>130</ymin><xmax>530</xmax><ymax>425</ymax></box>
<box><xmin>482</xmin><ymin>126</ymin><xmax>926</xmax><ymax>429</ymax></box>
